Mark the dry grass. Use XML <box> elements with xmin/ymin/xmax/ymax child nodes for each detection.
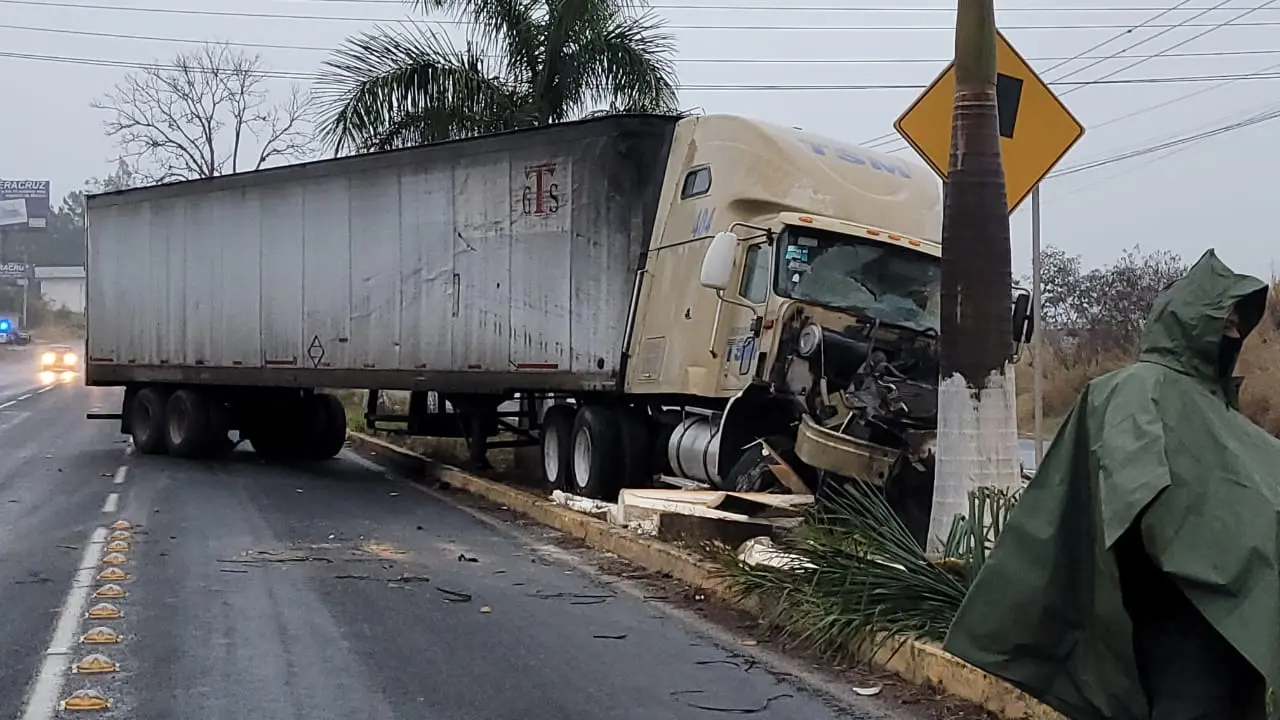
<box><xmin>1018</xmin><ymin>282</ymin><xmax>1280</xmax><ymax>437</ymax></box>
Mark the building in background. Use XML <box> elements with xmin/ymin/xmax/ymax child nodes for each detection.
<box><xmin>35</xmin><ymin>266</ymin><xmax>84</xmax><ymax>313</ymax></box>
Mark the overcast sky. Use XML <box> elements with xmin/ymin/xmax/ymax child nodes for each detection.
<box><xmin>1</xmin><ymin>0</ymin><xmax>1275</xmax><ymax>276</ymax></box>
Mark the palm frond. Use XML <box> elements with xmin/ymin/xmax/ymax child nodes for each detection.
<box><xmin>408</xmin><ymin>0</ymin><xmax>546</xmax><ymax>81</ymax></box>
<box><xmin>716</xmin><ymin>481</ymin><xmax>1021</xmax><ymax>664</ymax></box>
<box><xmin>314</xmin><ymin>24</ymin><xmax>521</xmax><ymax>153</ymax></box>
<box><xmin>558</xmin><ymin>5</ymin><xmax>678</xmax><ymax>116</ymax></box>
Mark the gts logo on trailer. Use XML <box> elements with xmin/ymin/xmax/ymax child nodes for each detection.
<box><xmin>799</xmin><ymin>140</ymin><xmax>913</xmax><ymax>179</ymax></box>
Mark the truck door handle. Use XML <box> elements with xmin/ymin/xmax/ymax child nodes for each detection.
<box><xmin>452</xmin><ymin>273</ymin><xmax>460</xmax><ymax>318</ymax></box>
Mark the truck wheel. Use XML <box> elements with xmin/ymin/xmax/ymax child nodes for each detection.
<box><xmin>250</xmin><ymin>425</ymin><xmax>299</xmax><ymax>461</ymax></box>
<box><xmin>302</xmin><ymin>393</ymin><xmax>348</xmax><ymax>461</ymax></box>
<box><xmin>617</xmin><ymin>406</ymin><xmax>653</xmax><ymax>490</ymax></box>
<box><xmin>130</xmin><ymin>387</ymin><xmax>170</xmax><ymax>456</ymax></box>
<box><xmin>539</xmin><ymin>404</ymin><xmax>576</xmax><ymax>491</ymax></box>
<box><xmin>165</xmin><ymin>389</ymin><xmax>212</xmax><ymax>458</ymax></box>
<box><xmin>205</xmin><ymin>400</ymin><xmax>235</xmax><ymax>457</ymax></box>
<box><xmin>569</xmin><ymin>405</ymin><xmax>623</xmax><ymax>501</ymax></box>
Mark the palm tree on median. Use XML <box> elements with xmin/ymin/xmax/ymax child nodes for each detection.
<box><xmin>316</xmin><ymin>0</ymin><xmax>680</xmax><ymax>154</ymax></box>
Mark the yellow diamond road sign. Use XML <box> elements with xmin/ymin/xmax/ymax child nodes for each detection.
<box><xmin>893</xmin><ymin>31</ymin><xmax>1085</xmax><ymax>213</ymax></box>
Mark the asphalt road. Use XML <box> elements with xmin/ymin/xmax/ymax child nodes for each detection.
<box><xmin>0</xmin><ymin>378</ymin><xmax>929</xmax><ymax>720</ymax></box>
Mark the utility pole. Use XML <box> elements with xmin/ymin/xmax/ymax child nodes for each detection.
<box><xmin>929</xmin><ymin>0</ymin><xmax>1021</xmax><ymax>554</ymax></box>
<box><xmin>1031</xmin><ymin>186</ymin><xmax>1044</xmax><ymax>464</ymax></box>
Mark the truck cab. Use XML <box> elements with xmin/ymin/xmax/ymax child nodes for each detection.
<box><xmin>614</xmin><ymin>115</ymin><xmax>1028</xmax><ymax>544</ymax></box>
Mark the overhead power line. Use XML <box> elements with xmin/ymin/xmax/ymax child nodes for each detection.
<box><xmin>6</xmin><ymin>48</ymin><xmax>1280</xmax><ymax>90</ymax></box>
<box><xmin>1054</xmin><ymin>0</ymin><xmax>1231</xmax><ymax>97</ymax></box>
<box><xmin>867</xmin><ymin>1</ymin><xmax>1266</xmax><ymax>152</ymax></box>
<box><xmin>8</xmin><ymin>0</ymin><xmax>1280</xmax><ymax>30</ymax></box>
<box><xmin>863</xmin><ymin>1</ymin><xmax>1199</xmax><ymax>149</ymax></box>
<box><xmin>8</xmin><ymin>22</ymin><xmax>1280</xmax><ymax>66</ymax></box>
<box><xmin>1048</xmin><ymin>104</ymin><xmax>1280</xmax><ymax>179</ymax></box>
<box><xmin>1059</xmin><ymin>0</ymin><xmax>1280</xmax><ymax>97</ymax></box>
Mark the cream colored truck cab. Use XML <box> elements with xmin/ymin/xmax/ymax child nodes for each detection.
<box><xmin>620</xmin><ymin>115</ymin><xmax>1028</xmax><ymax>544</ymax></box>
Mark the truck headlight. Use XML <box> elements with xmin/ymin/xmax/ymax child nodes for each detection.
<box><xmin>63</xmin><ymin>353</ymin><xmax>77</xmax><ymax>366</ymax></box>
<box><xmin>797</xmin><ymin>323</ymin><xmax>822</xmax><ymax>357</ymax></box>
<box><xmin>41</xmin><ymin>352</ymin><xmax>55</xmax><ymax>365</ymax></box>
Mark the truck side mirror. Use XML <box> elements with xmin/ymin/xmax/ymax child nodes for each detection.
<box><xmin>699</xmin><ymin>231</ymin><xmax>739</xmax><ymax>291</ymax></box>
<box><xmin>1011</xmin><ymin>289</ymin><xmax>1034</xmax><ymax>344</ymax></box>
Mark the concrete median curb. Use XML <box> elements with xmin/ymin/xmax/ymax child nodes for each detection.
<box><xmin>349</xmin><ymin>431</ymin><xmax>1062</xmax><ymax>720</ymax></box>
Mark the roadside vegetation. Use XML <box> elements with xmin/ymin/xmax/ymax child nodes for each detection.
<box><xmin>1014</xmin><ymin>244</ymin><xmax>1280</xmax><ymax>437</ymax></box>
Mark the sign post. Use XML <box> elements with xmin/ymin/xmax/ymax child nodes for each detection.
<box><xmin>1031</xmin><ymin>186</ymin><xmax>1044</xmax><ymax>464</ymax></box>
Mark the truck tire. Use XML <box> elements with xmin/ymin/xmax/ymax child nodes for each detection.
<box><xmin>540</xmin><ymin>404</ymin><xmax>576</xmax><ymax>491</ymax></box>
<box><xmin>250</xmin><ymin>425</ymin><xmax>300</xmax><ymax>461</ymax></box>
<box><xmin>165</xmin><ymin>389</ymin><xmax>212</xmax><ymax>458</ymax></box>
<box><xmin>205</xmin><ymin>400</ymin><xmax>235</xmax><ymax>457</ymax></box>
<box><xmin>303</xmin><ymin>393</ymin><xmax>348</xmax><ymax>461</ymax></box>
<box><xmin>130</xmin><ymin>387</ymin><xmax>170</xmax><ymax>456</ymax></box>
<box><xmin>617</xmin><ymin>406</ymin><xmax>653</xmax><ymax>490</ymax></box>
<box><xmin>569</xmin><ymin>405</ymin><xmax>623</xmax><ymax>501</ymax></box>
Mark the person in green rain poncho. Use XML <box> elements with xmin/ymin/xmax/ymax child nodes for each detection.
<box><xmin>943</xmin><ymin>249</ymin><xmax>1280</xmax><ymax>720</ymax></box>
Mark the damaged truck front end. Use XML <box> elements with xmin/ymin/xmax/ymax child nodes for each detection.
<box><xmin>699</xmin><ymin>216</ymin><xmax>1033</xmax><ymax>545</ymax></box>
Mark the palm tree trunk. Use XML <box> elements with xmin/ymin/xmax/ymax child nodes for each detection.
<box><xmin>928</xmin><ymin>0</ymin><xmax>1021</xmax><ymax>554</ymax></box>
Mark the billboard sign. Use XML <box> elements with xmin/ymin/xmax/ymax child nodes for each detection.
<box><xmin>0</xmin><ymin>180</ymin><xmax>50</xmax><ymax>229</ymax></box>
<box><xmin>0</xmin><ymin>263</ymin><xmax>33</xmax><ymax>280</ymax></box>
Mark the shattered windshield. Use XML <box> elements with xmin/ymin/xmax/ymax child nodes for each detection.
<box><xmin>774</xmin><ymin>227</ymin><xmax>940</xmax><ymax>333</ymax></box>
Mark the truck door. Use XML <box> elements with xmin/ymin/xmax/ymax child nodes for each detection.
<box><xmin>507</xmin><ymin>155</ymin><xmax>571</xmax><ymax>373</ymax></box>
<box><xmin>451</xmin><ymin>161</ymin><xmax>512</xmax><ymax>372</ymax></box>
<box><xmin>716</xmin><ymin>238</ymin><xmax>771</xmax><ymax>392</ymax></box>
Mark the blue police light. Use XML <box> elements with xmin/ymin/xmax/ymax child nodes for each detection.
<box><xmin>0</xmin><ymin>320</ymin><xmax>12</xmax><ymax>332</ymax></box>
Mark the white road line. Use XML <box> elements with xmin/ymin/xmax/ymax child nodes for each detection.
<box><xmin>0</xmin><ymin>401</ymin><xmax>14</xmax><ymax>409</ymax></box>
<box><xmin>112</xmin><ymin>466</ymin><xmax>127</xmax><ymax>485</ymax></box>
<box><xmin>17</xmin><ymin>394</ymin><xmax>31</xmax><ymax>401</ymax></box>
<box><xmin>18</xmin><ymin>526</ymin><xmax>108</xmax><ymax>720</ymax></box>
<box><xmin>101</xmin><ymin>493</ymin><xmax>119</xmax><ymax>514</ymax></box>
<box><xmin>37</xmin><ymin>386</ymin><xmax>52</xmax><ymax>394</ymax></box>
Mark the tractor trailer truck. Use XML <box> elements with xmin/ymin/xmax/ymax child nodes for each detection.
<box><xmin>84</xmin><ymin>113</ymin><xmax>1031</xmax><ymax>545</ymax></box>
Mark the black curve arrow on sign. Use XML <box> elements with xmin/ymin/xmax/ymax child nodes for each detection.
<box><xmin>996</xmin><ymin>73</ymin><xmax>1024</xmax><ymax>140</ymax></box>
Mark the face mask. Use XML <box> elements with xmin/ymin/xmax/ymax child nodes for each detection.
<box><xmin>1219</xmin><ymin>334</ymin><xmax>1244</xmax><ymax>378</ymax></box>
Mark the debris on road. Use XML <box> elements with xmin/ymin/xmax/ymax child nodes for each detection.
<box><xmin>435</xmin><ymin>587</ymin><xmax>472</xmax><ymax>603</ymax></box>
<box><xmin>669</xmin><ymin>689</ymin><xmax>793</xmax><ymax>714</ymax></box>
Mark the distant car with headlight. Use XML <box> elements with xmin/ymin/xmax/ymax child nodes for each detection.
<box><xmin>40</xmin><ymin>345</ymin><xmax>79</xmax><ymax>373</ymax></box>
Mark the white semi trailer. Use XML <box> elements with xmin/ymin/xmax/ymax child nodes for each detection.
<box><xmin>84</xmin><ymin>113</ymin><xmax>1031</xmax><ymax>546</ymax></box>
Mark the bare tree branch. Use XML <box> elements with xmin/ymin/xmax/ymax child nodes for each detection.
<box><xmin>92</xmin><ymin>42</ymin><xmax>315</xmax><ymax>184</ymax></box>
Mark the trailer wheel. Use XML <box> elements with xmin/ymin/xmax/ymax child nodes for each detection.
<box><xmin>129</xmin><ymin>387</ymin><xmax>170</xmax><ymax>456</ymax></box>
<box><xmin>165</xmin><ymin>389</ymin><xmax>212</xmax><ymax>458</ymax></box>
<box><xmin>539</xmin><ymin>404</ymin><xmax>576</xmax><ymax>491</ymax></box>
<box><xmin>302</xmin><ymin>393</ymin><xmax>348</xmax><ymax>461</ymax></box>
<box><xmin>569</xmin><ymin>405</ymin><xmax>623</xmax><ymax>501</ymax></box>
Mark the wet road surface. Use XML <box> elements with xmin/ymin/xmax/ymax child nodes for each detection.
<box><xmin>3</xmin><ymin>381</ymin><xmax>923</xmax><ymax>720</ymax></box>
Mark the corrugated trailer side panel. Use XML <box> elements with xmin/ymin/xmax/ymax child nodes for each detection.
<box><xmin>86</xmin><ymin>115</ymin><xmax>679</xmax><ymax>393</ymax></box>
